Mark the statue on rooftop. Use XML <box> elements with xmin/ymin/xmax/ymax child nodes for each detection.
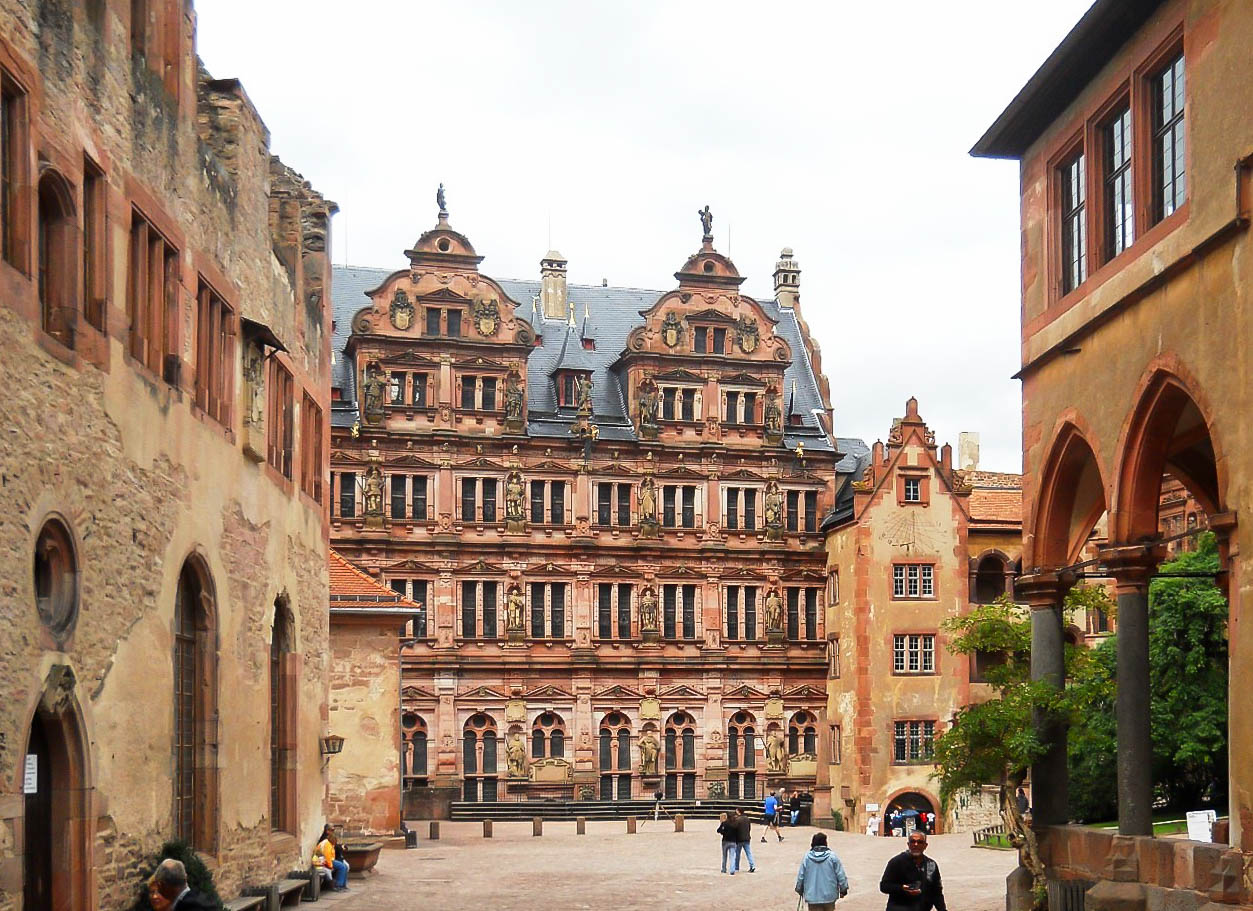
<box><xmin>698</xmin><ymin>205</ymin><xmax>713</xmax><ymax>238</ymax></box>
<box><xmin>436</xmin><ymin>183</ymin><xmax>447</xmax><ymax>214</ymax></box>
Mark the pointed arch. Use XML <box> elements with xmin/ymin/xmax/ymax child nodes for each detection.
<box><xmin>173</xmin><ymin>553</ymin><xmax>219</xmax><ymax>851</ymax></box>
<box><xmin>1031</xmin><ymin>419</ymin><xmax>1110</xmax><ymax>569</ymax></box>
<box><xmin>36</xmin><ymin>167</ymin><xmax>78</xmax><ymax>347</ymax></box>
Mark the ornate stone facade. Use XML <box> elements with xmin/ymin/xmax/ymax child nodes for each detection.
<box><xmin>0</xmin><ymin>1</ymin><xmax>334</xmax><ymax>908</ymax></box>
<box><xmin>329</xmin><ymin>208</ymin><xmax>854</xmax><ymax>808</ymax></box>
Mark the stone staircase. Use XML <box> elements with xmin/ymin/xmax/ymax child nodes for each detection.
<box><xmin>447</xmin><ymin>798</ymin><xmax>751</xmax><ymax>822</ymax></box>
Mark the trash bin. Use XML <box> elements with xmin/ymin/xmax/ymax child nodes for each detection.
<box><xmin>799</xmin><ymin>797</ymin><xmax>814</xmax><ymax>826</ymax></box>
<box><xmin>403</xmin><ymin>825</ymin><xmax>418</xmax><ymax>849</ymax></box>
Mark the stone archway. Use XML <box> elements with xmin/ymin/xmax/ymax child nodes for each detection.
<box><xmin>23</xmin><ymin>664</ymin><xmax>93</xmax><ymax>911</ymax></box>
<box><xmin>883</xmin><ymin>789</ymin><xmax>941</xmax><ymax>835</ymax></box>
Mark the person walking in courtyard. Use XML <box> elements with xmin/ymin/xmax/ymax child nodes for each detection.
<box><xmin>762</xmin><ymin>790</ymin><xmax>783</xmax><ymax>842</ymax></box>
<box><xmin>717</xmin><ymin>812</ymin><xmax>738</xmax><ymax>874</ymax></box>
<box><xmin>880</xmin><ymin>832</ymin><xmax>946</xmax><ymax>911</ymax></box>
<box><xmin>790</xmin><ymin>789</ymin><xmax>803</xmax><ymax>826</ymax></box>
<box><xmin>795</xmin><ymin>832</ymin><xmax>849</xmax><ymax>911</ymax></box>
<box><xmin>733</xmin><ymin>807</ymin><xmax>756</xmax><ymax>873</ymax></box>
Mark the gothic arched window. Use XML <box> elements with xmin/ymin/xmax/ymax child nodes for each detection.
<box><xmin>173</xmin><ymin>557</ymin><xmax>218</xmax><ymax>850</ymax></box>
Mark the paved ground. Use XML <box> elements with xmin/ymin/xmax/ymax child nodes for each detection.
<box><xmin>317</xmin><ymin>820</ymin><xmax>1018</xmax><ymax>910</ymax></box>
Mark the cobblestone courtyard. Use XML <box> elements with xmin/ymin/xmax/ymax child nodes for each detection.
<box><xmin>318</xmin><ymin>821</ymin><xmax>1018</xmax><ymax>910</ymax></box>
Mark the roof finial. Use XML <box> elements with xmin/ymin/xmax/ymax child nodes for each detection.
<box><xmin>698</xmin><ymin>205</ymin><xmax>713</xmax><ymax>243</ymax></box>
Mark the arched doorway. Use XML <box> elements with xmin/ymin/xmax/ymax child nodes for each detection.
<box><xmin>883</xmin><ymin>790</ymin><xmax>939</xmax><ymax>836</ymax></box>
<box><xmin>23</xmin><ymin>665</ymin><xmax>92</xmax><ymax>911</ymax></box>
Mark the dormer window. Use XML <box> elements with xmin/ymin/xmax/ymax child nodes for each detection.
<box><xmin>692</xmin><ymin>324</ymin><xmax>729</xmax><ymax>354</ymax></box>
<box><xmin>555</xmin><ymin>370</ymin><xmax>591</xmax><ymax>408</ymax></box>
<box><xmin>424</xmin><ymin>307</ymin><xmax>464</xmax><ymax>337</ymax></box>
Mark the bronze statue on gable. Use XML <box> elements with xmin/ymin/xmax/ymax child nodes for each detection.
<box><xmin>698</xmin><ymin>205</ymin><xmax>713</xmax><ymax>239</ymax></box>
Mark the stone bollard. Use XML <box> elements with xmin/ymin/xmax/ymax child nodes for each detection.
<box><xmin>533</xmin><ymin>817</ymin><xmax>543</xmax><ymax>836</ymax></box>
<box><xmin>429</xmin><ymin>821</ymin><xmax>440</xmax><ymax>840</ymax></box>
<box><xmin>577</xmin><ymin>816</ymin><xmax>586</xmax><ymax>835</ymax></box>
<box><xmin>627</xmin><ymin>816</ymin><xmax>637</xmax><ymax>834</ymax></box>
<box><xmin>674</xmin><ymin>813</ymin><xmax>685</xmax><ymax>833</ymax></box>
<box><xmin>483</xmin><ymin>819</ymin><xmax>493</xmax><ymax>838</ymax></box>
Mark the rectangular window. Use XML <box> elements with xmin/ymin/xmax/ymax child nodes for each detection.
<box><xmin>662</xmin><ymin>387</ymin><xmax>676</xmax><ymax>421</ymax></box>
<box><xmin>267</xmin><ymin>360</ymin><xmax>294</xmax><ymax>479</ymax></box>
<box><xmin>530</xmin><ymin>481</ymin><xmax>545</xmax><ymax>524</ymax></box>
<box><xmin>744</xmin><ymin>489</ymin><xmax>756</xmax><ymax>530</ymax></box>
<box><xmin>300</xmin><ymin>393</ymin><xmax>323</xmax><ymax>502</ymax></box>
<box><xmin>903</xmin><ymin>478</ymin><xmax>921</xmax><ymax>503</ymax></box>
<box><xmin>127</xmin><ymin>210</ymin><xmax>179</xmax><ymax>378</ymax></box>
<box><xmin>786</xmin><ymin>490</ymin><xmax>799</xmax><ymax>532</ymax></box>
<box><xmin>893</xmin><ymin>634</ymin><xmax>936</xmax><ymax>674</ymax></box>
<box><xmin>597</xmin><ymin>484</ymin><xmax>612</xmax><ymax>526</ymax></box>
<box><xmin>460</xmin><ymin>376</ymin><xmax>477</xmax><ymax>410</ymax></box>
<box><xmin>561</xmin><ymin>374</ymin><xmax>575</xmax><ymax>407</ymax></box>
<box><xmin>744</xmin><ymin>585</ymin><xmax>757</xmax><ymax>640</ymax></box>
<box><xmin>339</xmin><ymin>471</ymin><xmax>356</xmax><ymax>518</ymax></box>
<box><xmin>1060</xmin><ymin>152</ymin><xmax>1087</xmax><ymax>294</ymax></box>
<box><xmin>412</xmin><ymin>372</ymin><xmax>428</xmax><ymax>407</ymax></box>
<box><xmin>893</xmin><ymin>565</ymin><xmax>934</xmax><ymax>599</ymax></box>
<box><xmin>725</xmin><ymin>486</ymin><xmax>739</xmax><ymax>530</ymax></box>
<box><xmin>481</xmin><ymin>478</ymin><xmax>497</xmax><ymax>523</ymax></box>
<box><xmin>682</xmin><ymin>585</ymin><xmax>696</xmax><ymax>640</ymax></box>
<box><xmin>1152</xmin><ymin>53</ymin><xmax>1186</xmax><ymax>223</ymax></box>
<box><xmin>893</xmin><ymin>720</ymin><xmax>936</xmax><ymax>763</ymax></box>
<box><xmin>617</xmin><ymin>583</ymin><xmax>632</xmax><ymax>639</ymax></box>
<box><xmin>804</xmin><ymin>491</ymin><xmax>818</xmax><ymax>533</ymax></box>
<box><xmin>598</xmin><ymin>584</ymin><xmax>613</xmax><ymax>639</ymax></box>
<box><xmin>663</xmin><ymin>584</ymin><xmax>677</xmax><ymax>639</ymax></box>
<box><xmin>681</xmin><ymin>388</ymin><xmax>696</xmax><ymax>422</ymax></box>
<box><xmin>194</xmin><ymin>280</ymin><xmax>235</xmax><ymax>429</ymax></box>
<box><xmin>390</xmin><ymin>579</ymin><xmax>407</xmax><ymax>597</ymax></box>
<box><xmin>726</xmin><ymin>586</ymin><xmax>739</xmax><ymax>639</ymax></box>
<box><xmin>461</xmin><ymin>477</ymin><xmax>477</xmax><ymax>521</ymax></box>
<box><xmin>390</xmin><ymin>475</ymin><xmax>406</xmax><ymax>520</ymax></box>
<box><xmin>804</xmin><ymin>588</ymin><xmax>819</xmax><ymax>640</ymax></box>
<box><xmin>713</xmin><ymin>327</ymin><xmax>726</xmax><ymax>353</ymax></box>
<box><xmin>829</xmin><ymin>639</ymin><xmax>840</xmax><ymax>677</ymax></box>
<box><xmin>0</xmin><ymin>73</ymin><xmax>25</xmax><ymax>269</ymax></box>
<box><xmin>743</xmin><ymin>392</ymin><xmax>757</xmax><ymax>423</ymax></box>
<box><xmin>425</xmin><ymin>308</ymin><xmax>441</xmax><ymax>336</ymax></box>
<box><xmin>787</xmin><ymin>588</ymin><xmax>800</xmax><ymax>640</ymax></box>
<box><xmin>663</xmin><ymin>486</ymin><xmax>676</xmax><ymax>528</ymax></box>
<box><xmin>551</xmin><ymin>583</ymin><xmax>565</xmax><ymax>638</ymax></box>
<box><xmin>82</xmin><ymin>158</ymin><xmax>106</xmax><ymax>331</ymax></box>
<box><xmin>411</xmin><ymin>475</ymin><xmax>428</xmax><ymax>520</ymax></box>
<box><xmin>530</xmin><ymin>582</ymin><xmax>545</xmax><ymax>638</ymax></box>
<box><xmin>724</xmin><ymin>392</ymin><xmax>739</xmax><ymax>424</ymax></box>
<box><xmin>461</xmin><ymin>580</ymin><xmax>476</xmax><ymax>638</ymax></box>
<box><xmin>550</xmin><ymin>481</ymin><xmax>565</xmax><ymax>524</ymax></box>
<box><xmin>617</xmin><ymin>484</ymin><xmax>631</xmax><ymax>527</ymax></box>
<box><xmin>694</xmin><ymin>326</ymin><xmax>707</xmax><ymax>352</ymax></box>
<box><xmin>446</xmin><ymin>309</ymin><xmax>462</xmax><ymax>337</ymax></box>
<box><xmin>681</xmin><ymin>486</ymin><xmax>695</xmax><ymax>528</ymax></box>
<box><xmin>1104</xmin><ymin>106</ymin><xmax>1134</xmax><ymax>259</ymax></box>
<box><xmin>411</xmin><ymin>580</ymin><xmax>429</xmax><ymax>637</ymax></box>
<box><xmin>481</xmin><ymin>376</ymin><xmax>497</xmax><ymax>411</ymax></box>
<box><xmin>482</xmin><ymin>581</ymin><xmax>498</xmax><ymax>639</ymax></box>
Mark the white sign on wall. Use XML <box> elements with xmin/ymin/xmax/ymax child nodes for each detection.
<box><xmin>23</xmin><ymin>754</ymin><xmax>38</xmax><ymax>794</ymax></box>
<box><xmin>1186</xmin><ymin>810</ymin><xmax>1217</xmax><ymax>843</ymax></box>
<box><xmin>865</xmin><ymin>803</ymin><xmax>881</xmax><ymax>812</ymax></box>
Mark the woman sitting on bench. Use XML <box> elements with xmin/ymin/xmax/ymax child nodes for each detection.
<box><xmin>312</xmin><ymin>824</ymin><xmax>349</xmax><ymax>892</ymax></box>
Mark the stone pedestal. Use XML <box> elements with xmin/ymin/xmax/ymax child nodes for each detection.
<box><xmin>766</xmin><ymin>629</ymin><xmax>786</xmax><ymax>648</ymax></box>
<box><xmin>506</xmin><ymin>627</ymin><xmax>526</xmax><ymax>646</ymax></box>
<box><xmin>639</xmin><ymin>519</ymin><xmax>659</xmax><ymax>539</ymax></box>
<box><xmin>505</xmin><ymin>518</ymin><xmax>526</xmax><ymax>533</ymax></box>
<box><xmin>641</xmin><ymin>629</ymin><xmax>660</xmax><ymax>646</ymax></box>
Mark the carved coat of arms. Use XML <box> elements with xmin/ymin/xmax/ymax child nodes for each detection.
<box><xmin>473</xmin><ymin>296</ymin><xmax>501</xmax><ymax>336</ymax></box>
<box><xmin>661</xmin><ymin>312</ymin><xmax>683</xmax><ymax>348</ymax></box>
<box><xmin>389</xmin><ymin>288</ymin><xmax>415</xmax><ymax>330</ymax></box>
<box><xmin>735</xmin><ymin>316</ymin><xmax>760</xmax><ymax>354</ymax></box>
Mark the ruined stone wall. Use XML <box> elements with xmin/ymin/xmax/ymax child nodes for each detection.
<box><xmin>0</xmin><ymin>1</ymin><xmax>333</xmax><ymax>907</ymax></box>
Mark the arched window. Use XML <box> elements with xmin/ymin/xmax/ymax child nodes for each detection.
<box><xmin>173</xmin><ymin>557</ymin><xmax>218</xmax><ymax>850</ymax></box>
<box><xmin>665</xmin><ymin>712</ymin><xmax>697</xmax><ymax>799</ymax></box>
<box><xmin>727</xmin><ymin>711</ymin><xmax>758</xmax><ymax>799</ymax></box>
<box><xmin>599</xmin><ymin>712</ymin><xmax>632</xmax><ymax>800</ymax></box>
<box><xmin>531</xmin><ymin>711</ymin><xmax>567</xmax><ymax>759</ymax></box>
<box><xmin>37</xmin><ymin>170</ymin><xmax>76</xmax><ymax>348</ymax></box>
<box><xmin>270</xmin><ymin>596</ymin><xmax>295</xmax><ymax>833</ymax></box>
<box><xmin>789</xmin><ymin>711</ymin><xmax>818</xmax><ymax>756</ymax></box>
<box><xmin>33</xmin><ymin>517</ymin><xmax>79</xmax><ymax>642</ymax></box>
<box><xmin>463</xmin><ymin>714</ymin><xmax>498</xmax><ymax>802</ymax></box>
<box><xmin>974</xmin><ymin>554</ymin><xmax>1009</xmax><ymax>603</ymax></box>
<box><xmin>401</xmin><ymin>713</ymin><xmax>428</xmax><ymax>779</ymax></box>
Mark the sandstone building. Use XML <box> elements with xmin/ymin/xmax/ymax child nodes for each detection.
<box><xmin>0</xmin><ymin>1</ymin><xmax>333</xmax><ymax>907</ymax></box>
<box><xmin>329</xmin><ymin>201</ymin><xmax>857</xmax><ymax>812</ymax></box>
<box><xmin>822</xmin><ymin>403</ymin><xmax>1020</xmax><ymax>834</ymax></box>
<box><xmin>974</xmin><ymin>0</ymin><xmax>1250</xmax><ymax>906</ymax></box>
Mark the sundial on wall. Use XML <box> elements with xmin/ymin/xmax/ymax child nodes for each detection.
<box><xmin>883</xmin><ymin>511</ymin><xmax>942</xmax><ymax>553</ymax></box>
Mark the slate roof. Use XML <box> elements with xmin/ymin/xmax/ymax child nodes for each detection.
<box><xmin>331</xmin><ymin>265</ymin><xmax>836</xmax><ymax>451</ymax></box>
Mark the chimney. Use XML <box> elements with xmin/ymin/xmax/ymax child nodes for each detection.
<box><xmin>958</xmin><ymin>432</ymin><xmax>980</xmax><ymax>471</ymax></box>
<box><xmin>540</xmin><ymin>250</ymin><xmax>568</xmax><ymax>320</ymax></box>
<box><xmin>773</xmin><ymin>247</ymin><xmax>799</xmax><ymax>309</ymax></box>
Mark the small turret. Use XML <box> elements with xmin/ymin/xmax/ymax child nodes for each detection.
<box><xmin>774</xmin><ymin>247</ymin><xmax>800</xmax><ymax>309</ymax></box>
<box><xmin>540</xmin><ymin>250</ymin><xmax>568</xmax><ymax>320</ymax></box>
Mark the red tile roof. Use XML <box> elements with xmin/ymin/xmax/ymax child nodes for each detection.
<box><xmin>968</xmin><ymin>478</ymin><xmax>1023</xmax><ymax>525</ymax></box>
<box><xmin>329</xmin><ymin>549</ymin><xmax>420</xmax><ymax>608</ymax></box>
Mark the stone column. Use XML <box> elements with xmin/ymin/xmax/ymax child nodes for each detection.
<box><xmin>1018</xmin><ymin>573</ymin><xmax>1070</xmax><ymax>826</ymax></box>
<box><xmin>1100</xmin><ymin>545</ymin><xmax>1159</xmax><ymax>837</ymax></box>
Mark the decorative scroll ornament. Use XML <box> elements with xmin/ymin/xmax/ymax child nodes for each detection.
<box><xmin>735</xmin><ymin>315</ymin><xmax>760</xmax><ymax>354</ymax></box>
<box><xmin>473</xmin><ymin>296</ymin><xmax>501</xmax><ymax>336</ymax></box>
<box><xmin>389</xmin><ymin>287</ymin><xmax>415</xmax><ymax>330</ymax></box>
<box><xmin>661</xmin><ymin>312</ymin><xmax>683</xmax><ymax>348</ymax></box>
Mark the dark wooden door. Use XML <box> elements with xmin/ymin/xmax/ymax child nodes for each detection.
<box><xmin>23</xmin><ymin>718</ymin><xmax>52</xmax><ymax>911</ymax></box>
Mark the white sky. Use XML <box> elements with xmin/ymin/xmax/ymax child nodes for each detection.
<box><xmin>195</xmin><ymin>0</ymin><xmax>1096</xmax><ymax>474</ymax></box>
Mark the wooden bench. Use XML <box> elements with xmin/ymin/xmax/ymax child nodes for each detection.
<box><xmin>241</xmin><ymin>878</ymin><xmax>309</xmax><ymax>911</ymax></box>
<box><xmin>224</xmin><ymin>897</ymin><xmax>266</xmax><ymax>911</ymax></box>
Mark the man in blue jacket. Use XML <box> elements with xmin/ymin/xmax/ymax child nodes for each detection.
<box><xmin>795</xmin><ymin>832</ymin><xmax>849</xmax><ymax>911</ymax></box>
<box><xmin>762</xmin><ymin>790</ymin><xmax>783</xmax><ymax>843</ymax></box>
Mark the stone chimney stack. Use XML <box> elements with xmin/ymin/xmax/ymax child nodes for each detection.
<box><xmin>773</xmin><ymin>247</ymin><xmax>800</xmax><ymax>309</ymax></box>
<box><xmin>958</xmin><ymin>432</ymin><xmax>980</xmax><ymax>471</ymax></box>
<box><xmin>540</xmin><ymin>250</ymin><xmax>568</xmax><ymax>320</ymax></box>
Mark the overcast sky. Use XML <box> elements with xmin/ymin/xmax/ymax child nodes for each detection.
<box><xmin>196</xmin><ymin>0</ymin><xmax>1094</xmax><ymax>473</ymax></box>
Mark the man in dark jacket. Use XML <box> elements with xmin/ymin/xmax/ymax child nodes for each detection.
<box><xmin>732</xmin><ymin>807</ymin><xmax>757</xmax><ymax>873</ymax></box>
<box><xmin>880</xmin><ymin>832</ymin><xmax>946</xmax><ymax>911</ymax></box>
<box><xmin>146</xmin><ymin>859</ymin><xmax>219</xmax><ymax>911</ymax></box>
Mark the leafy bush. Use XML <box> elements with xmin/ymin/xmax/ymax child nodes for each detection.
<box><xmin>830</xmin><ymin>809</ymin><xmax>844</xmax><ymax>830</ymax></box>
<box><xmin>131</xmin><ymin>841</ymin><xmax>224</xmax><ymax>911</ymax></box>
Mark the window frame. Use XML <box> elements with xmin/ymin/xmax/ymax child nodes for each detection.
<box><xmin>892</xmin><ymin>632</ymin><xmax>937</xmax><ymax>675</ymax></box>
<box><xmin>891</xmin><ymin>563</ymin><xmax>936</xmax><ymax>600</ymax></box>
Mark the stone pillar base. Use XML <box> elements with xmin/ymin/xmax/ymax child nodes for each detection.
<box><xmin>641</xmin><ymin>629</ymin><xmax>660</xmax><ymax>646</ymax></box>
<box><xmin>505</xmin><ymin>628</ymin><xmax>526</xmax><ymax>646</ymax></box>
<box><xmin>766</xmin><ymin>629</ymin><xmax>786</xmax><ymax>648</ymax></box>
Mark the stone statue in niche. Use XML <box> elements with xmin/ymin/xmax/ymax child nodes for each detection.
<box><xmin>637</xmin><ymin>378</ymin><xmax>660</xmax><ymax>440</ymax></box>
<box><xmin>764</xmin><ymin>387</ymin><xmax>783</xmax><ymax>441</ymax></box>
<box><xmin>638</xmin><ymin>477</ymin><xmax>658</xmax><ymax>525</ymax></box>
<box><xmin>638</xmin><ymin>732</ymin><xmax>660</xmax><ymax>776</ymax></box>
<box><xmin>763</xmin><ymin>587</ymin><xmax>783</xmax><ymax>632</ymax></box>
<box><xmin>764</xmin><ymin>481</ymin><xmax>783</xmax><ymax>538</ymax></box>
<box><xmin>765</xmin><ymin>731</ymin><xmax>787</xmax><ymax>773</ymax></box>
<box><xmin>639</xmin><ymin>587</ymin><xmax>659</xmax><ymax>632</ymax></box>
<box><xmin>505</xmin><ymin>470</ymin><xmax>526</xmax><ymax>526</ymax></box>
<box><xmin>389</xmin><ymin>287</ymin><xmax>414</xmax><ymax>330</ymax></box>
<box><xmin>506</xmin><ymin>733</ymin><xmax>527</xmax><ymax>778</ymax></box>
<box><xmin>575</xmin><ymin>374</ymin><xmax>593</xmax><ymax>416</ymax></box>
<box><xmin>363</xmin><ymin>466</ymin><xmax>384</xmax><ymax>517</ymax></box>
<box><xmin>243</xmin><ymin>343</ymin><xmax>265</xmax><ymax>428</ymax></box>
<box><xmin>506</xmin><ymin>583</ymin><xmax>525</xmax><ymax>631</ymax></box>
<box><xmin>362</xmin><ymin>364</ymin><xmax>386</xmax><ymax>424</ymax></box>
<box><xmin>504</xmin><ymin>369</ymin><xmax>525</xmax><ymax>430</ymax></box>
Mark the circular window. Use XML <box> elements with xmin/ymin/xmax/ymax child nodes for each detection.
<box><xmin>437</xmin><ymin>238</ymin><xmax>451</xmax><ymax>253</ymax></box>
<box><xmin>34</xmin><ymin>518</ymin><xmax>79</xmax><ymax>638</ymax></box>
<box><xmin>402</xmin><ymin>712</ymin><xmax>419</xmax><ymax>730</ymax></box>
<box><xmin>702</xmin><ymin>261</ymin><xmax>715</xmax><ymax>273</ymax></box>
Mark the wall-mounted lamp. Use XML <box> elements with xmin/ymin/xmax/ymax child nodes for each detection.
<box><xmin>320</xmin><ymin>734</ymin><xmax>346</xmax><ymax>756</ymax></box>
